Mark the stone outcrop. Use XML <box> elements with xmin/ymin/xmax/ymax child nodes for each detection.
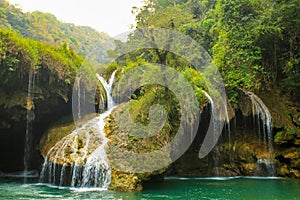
<box><xmin>170</xmin><ymin>90</ymin><xmax>300</xmax><ymax>178</ymax></box>
<box><xmin>39</xmin><ymin>89</ymin><xmax>300</xmax><ymax>191</ymax></box>
<box><xmin>275</xmin><ymin>130</ymin><xmax>300</xmax><ymax>178</ymax></box>
<box><xmin>40</xmin><ymin>102</ymin><xmax>170</xmax><ymax>191</ymax></box>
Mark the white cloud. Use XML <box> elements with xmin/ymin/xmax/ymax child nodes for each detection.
<box><xmin>8</xmin><ymin>0</ymin><xmax>144</xmax><ymax>36</ymax></box>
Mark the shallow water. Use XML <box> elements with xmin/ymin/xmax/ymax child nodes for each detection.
<box><xmin>0</xmin><ymin>176</ymin><xmax>299</xmax><ymax>200</ymax></box>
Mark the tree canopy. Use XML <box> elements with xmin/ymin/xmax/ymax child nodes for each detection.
<box><xmin>0</xmin><ymin>0</ymin><xmax>113</xmax><ymax>64</ymax></box>
<box><xmin>133</xmin><ymin>0</ymin><xmax>300</xmax><ymax>105</ymax></box>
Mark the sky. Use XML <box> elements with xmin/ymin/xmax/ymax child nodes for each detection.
<box><xmin>8</xmin><ymin>0</ymin><xmax>144</xmax><ymax>36</ymax></box>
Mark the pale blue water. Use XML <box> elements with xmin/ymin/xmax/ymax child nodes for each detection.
<box><xmin>0</xmin><ymin>176</ymin><xmax>299</xmax><ymax>199</ymax></box>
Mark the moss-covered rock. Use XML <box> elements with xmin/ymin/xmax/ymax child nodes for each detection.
<box><xmin>109</xmin><ymin>170</ymin><xmax>142</xmax><ymax>192</ymax></box>
<box><xmin>171</xmin><ymin>89</ymin><xmax>300</xmax><ymax>178</ymax></box>
<box><xmin>171</xmin><ymin>127</ymin><xmax>277</xmax><ymax>177</ymax></box>
<box><xmin>40</xmin><ymin>85</ymin><xmax>300</xmax><ymax>190</ymax></box>
<box><xmin>274</xmin><ymin>129</ymin><xmax>300</xmax><ymax>146</ymax></box>
<box><xmin>237</xmin><ymin>89</ymin><xmax>300</xmax><ymax>177</ymax></box>
<box><xmin>104</xmin><ymin>102</ymin><xmax>171</xmax><ymax>191</ymax></box>
<box><xmin>40</xmin><ymin>118</ymin><xmax>75</xmax><ymax>158</ymax></box>
<box><xmin>274</xmin><ymin>129</ymin><xmax>300</xmax><ymax>178</ymax></box>
<box><xmin>40</xmin><ymin>99</ymin><xmax>173</xmax><ymax>191</ymax></box>
<box><xmin>0</xmin><ymin>29</ymin><xmax>85</xmax><ymax>171</ymax></box>
<box><xmin>275</xmin><ymin>148</ymin><xmax>300</xmax><ymax>178</ymax></box>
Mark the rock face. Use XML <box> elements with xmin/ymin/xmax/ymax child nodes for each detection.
<box><xmin>104</xmin><ymin>103</ymin><xmax>170</xmax><ymax>191</ymax></box>
<box><xmin>260</xmin><ymin>91</ymin><xmax>300</xmax><ymax>178</ymax></box>
<box><xmin>275</xmin><ymin>131</ymin><xmax>300</xmax><ymax>178</ymax></box>
<box><xmin>170</xmin><ymin>109</ymin><xmax>258</xmax><ymax>177</ymax></box>
<box><xmin>170</xmin><ymin>90</ymin><xmax>300</xmax><ymax>178</ymax></box>
<box><xmin>40</xmin><ymin>102</ymin><xmax>170</xmax><ymax>191</ymax></box>
<box><xmin>42</xmin><ymin>124</ymin><xmax>103</xmax><ymax>167</ymax></box>
<box><xmin>40</xmin><ymin>89</ymin><xmax>300</xmax><ymax>191</ymax></box>
<box><xmin>0</xmin><ymin>29</ymin><xmax>95</xmax><ymax>172</ymax></box>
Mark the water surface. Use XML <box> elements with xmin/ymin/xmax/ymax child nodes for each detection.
<box><xmin>0</xmin><ymin>176</ymin><xmax>299</xmax><ymax>200</ymax></box>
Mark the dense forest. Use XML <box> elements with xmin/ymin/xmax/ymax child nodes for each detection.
<box><xmin>0</xmin><ymin>0</ymin><xmax>299</xmax><ymax>194</ymax></box>
<box><xmin>132</xmin><ymin>0</ymin><xmax>300</xmax><ymax>105</ymax></box>
<box><xmin>0</xmin><ymin>0</ymin><xmax>112</xmax><ymax>64</ymax></box>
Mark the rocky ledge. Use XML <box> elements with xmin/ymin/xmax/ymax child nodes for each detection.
<box><xmin>40</xmin><ymin>102</ymin><xmax>171</xmax><ymax>191</ymax></box>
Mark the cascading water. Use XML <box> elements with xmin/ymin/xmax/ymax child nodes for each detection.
<box><xmin>24</xmin><ymin>70</ymin><xmax>35</xmax><ymax>183</ymax></box>
<box><xmin>203</xmin><ymin>91</ymin><xmax>220</xmax><ymax>176</ymax></box>
<box><xmin>96</xmin><ymin>70</ymin><xmax>116</xmax><ymax>110</ymax></box>
<box><xmin>203</xmin><ymin>91</ymin><xmax>217</xmax><ymax>138</ymax></box>
<box><xmin>77</xmin><ymin>79</ymin><xmax>81</xmax><ymax>120</ymax></box>
<box><xmin>67</xmin><ymin>112</ymin><xmax>112</xmax><ymax>188</ymax></box>
<box><xmin>223</xmin><ymin>100</ymin><xmax>232</xmax><ymax>166</ymax></box>
<box><xmin>69</xmin><ymin>71</ymin><xmax>116</xmax><ymax>187</ymax></box>
<box><xmin>98</xmin><ymin>93</ymin><xmax>105</xmax><ymax>113</ymax></box>
<box><xmin>202</xmin><ymin>91</ymin><xmax>232</xmax><ymax>176</ymax></box>
<box><xmin>247</xmin><ymin>92</ymin><xmax>275</xmax><ymax>176</ymax></box>
<box><xmin>40</xmin><ymin>71</ymin><xmax>117</xmax><ymax>188</ymax></box>
<box><xmin>80</xmin><ymin>111</ymin><xmax>112</xmax><ymax>188</ymax></box>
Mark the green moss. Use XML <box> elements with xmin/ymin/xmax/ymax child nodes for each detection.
<box><xmin>275</xmin><ymin>131</ymin><xmax>283</xmax><ymax>138</ymax></box>
<box><xmin>104</xmin><ymin>88</ymin><xmax>179</xmax><ymax>191</ymax></box>
<box><xmin>275</xmin><ymin>128</ymin><xmax>296</xmax><ymax>140</ymax></box>
<box><xmin>258</xmin><ymin>92</ymin><xmax>300</xmax><ymax>132</ymax></box>
<box><xmin>109</xmin><ymin>170</ymin><xmax>143</xmax><ymax>192</ymax></box>
<box><xmin>286</xmin><ymin>129</ymin><xmax>296</xmax><ymax>135</ymax></box>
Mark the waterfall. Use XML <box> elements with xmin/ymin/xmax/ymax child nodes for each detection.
<box><xmin>96</xmin><ymin>70</ymin><xmax>116</xmax><ymax>110</ymax></box>
<box><xmin>99</xmin><ymin>93</ymin><xmax>105</xmax><ymax>113</ymax></box>
<box><xmin>256</xmin><ymin>158</ymin><xmax>276</xmax><ymax>177</ymax></box>
<box><xmin>221</xmin><ymin>99</ymin><xmax>231</xmax><ymax>145</ymax></box>
<box><xmin>203</xmin><ymin>91</ymin><xmax>219</xmax><ymax>143</ymax></box>
<box><xmin>80</xmin><ymin>111</ymin><xmax>112</xmax><ymax>188</ymax></box>
<box><xmin>202</xmin><ymin>91</ymin><xmax>232</xmax><ymax>176</ymax></box>
<box><xmin>40</xmin><ymin>70</ymin><xmax>117</xmax><ymax>188</ymax></box>
<box><xmin>247</xmin><ymin>92</ymin><xmax>274</xmax><ymax>176</ymax></box>
<box><xmin>203</xmin><ymin>91</ymin><xmax>220</xmax><ymax>176</ymax></box>
<box><xmin>24</xmin><ymin>70</ymin><xmax>35</xmax><ymax>183</ymax></box>
<box><xmin>223</xmin><ymin>100</ymin><xmax>232</xmax><ymax>166</ymax></box>
<box><xmin>77</xmin><ymin>79</ymin><xmax>81</xmax><ymax>120</ymax></box>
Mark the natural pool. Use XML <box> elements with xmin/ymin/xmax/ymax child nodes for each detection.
<box><xmin>0</xmin><ymin>174</ymin><xmax>299</xmax><ymax>200</ymax></box>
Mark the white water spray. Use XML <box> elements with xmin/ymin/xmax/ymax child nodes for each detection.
<box><xmin>203</xmin><ymin>91</ymin><xmax>220</xmax><ymax>175</ymax></box>
<box><xmin>247</xmin><ymin>92</ymin><xmax>274</xmax><ymax>176</ymax></box>
<box><xmin>40</xmin><ymin>70</ymin><xmax>117</xmax><ymax>188</ymax></box>
<box><xmin>96</xmin><ymin>70</ymin><xmax>116</xmax><ymax>110</ymax></box>
<box><xmin>24</xmin><ymin>70</ymin><xmax>35</xmax><ymax>183</ymax></box>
